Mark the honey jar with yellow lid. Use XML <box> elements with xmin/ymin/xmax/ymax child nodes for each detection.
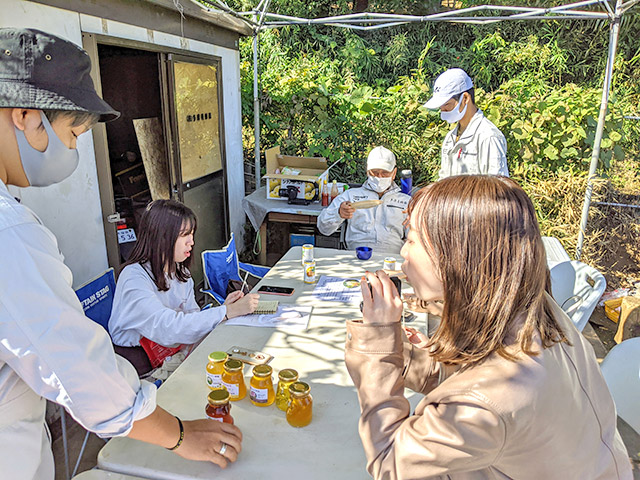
<box><xmin>249</xmin><ymin>364</ymin><xmax>275</xmax><ymax>407</ymax></box>
<box><xmin>286</xmin><ymin>381</ymin><xmax>312</xmax><ymax>427</ymax></box>
<box><xmin>221</xmin><ymin>359</ymin><xmax>246</xmax><ymax>401</ymax></box>
<box><xmin>206</xmin><ymin>351</ymin><xmax>228</xmax><ymax>390</ymax></box>
<box><xmin>275</xmin><ymin>368</ymin><xmax>299</xmax><ymax>411</ymax></box>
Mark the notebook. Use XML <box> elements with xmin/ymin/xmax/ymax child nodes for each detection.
<box><xmin>254</xmin><ymin>300</ymin><xmax>279</xmax><ymax>314</ymax></box>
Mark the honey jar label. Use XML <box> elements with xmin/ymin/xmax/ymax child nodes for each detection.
<box><xmin>206</xmin><ymin>373</ymin><xmax>222</xmax><ymax>388</ymax></box>
<box><xmin>250</xmin><ymin>387</ymin><xmax>269</xmax><ymax>403</ymax></box>
<box><xmin>206</xmin><ymin>415</ymin><xmax>224</xmax><ymax>422</ymax></box>
<box><xmin>222</xmin><ymin>382</ymin><xmax>240</xmax><ymax>396</ymax></box>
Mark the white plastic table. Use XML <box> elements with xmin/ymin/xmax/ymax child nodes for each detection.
<box><xmin>72</xmin><ymin>470</ymin><xmax>149</xmax><ymax>479</ymax></box>
<box><xmin>98</xmin><ymin>247</ymin><xmax>424</xmax><ymax>480</ymax></box>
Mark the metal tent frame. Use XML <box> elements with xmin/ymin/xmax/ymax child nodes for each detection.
<box><xmin>195</xmin><ymin>0</ymin><xmax>639</xmax><ymax>259</ymax></box>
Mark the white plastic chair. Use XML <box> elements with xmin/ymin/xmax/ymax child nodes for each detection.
<box><xmin>549</xmin><ymin>260</ymin><xmax>606</xmax><ymax>332</ymax></box>
<box><xmin>600</xmin><ymin>337</ymin><xmax>640</xmax><ymax>434</ymax></box>
<box><xmin>542</xmin><ymin>236</ymin><xmax>571</xmax><ymax>267</ymax></box>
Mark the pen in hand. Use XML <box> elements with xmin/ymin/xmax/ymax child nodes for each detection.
<box><xmin>240</xmin><ymin>270</ymin><xmax>250</xmax><ymax>294</ymax></box>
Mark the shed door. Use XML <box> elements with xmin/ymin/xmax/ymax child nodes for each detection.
<box><xmin>163</xmin><ymin>54</ymin><xmax>229</xmax><ymax>287</ymax></box>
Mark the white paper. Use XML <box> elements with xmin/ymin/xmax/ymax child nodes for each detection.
<box><xmin>312</xmin><ymin>276</ymin><xmax>363</xmax><ymax>303</ymax></box>
<box><xmin>224</xmin><ymin>305</ymin><xmax>312</xmax><ymax>329</ymax></box>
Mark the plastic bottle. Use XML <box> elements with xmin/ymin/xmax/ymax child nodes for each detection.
<box><xmin>321</xmin><ymin>179</ymin><xmax>329</xmax><ymax>207</ymax></box>
<box><xmin>400</xmin><ymin>169</ymin><xmax>413</xmax><ymax>195</ymax></box>
<box><xmin>330</xmin><ymin>180</ymin><xmax>339</xmax><ymax>204</ymax></box>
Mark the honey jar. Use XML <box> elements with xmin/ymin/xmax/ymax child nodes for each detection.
<box><xmin>249</xmin><ymin>364</ymin><xmax>275</xmax><ymax>407</ymax></box>
<box><xmin>275</xmin><ymin>368</ymin><xmax>299</xmax><ymax>411</ymax></box>
<box><xmin>206</xmin><ymin>351</ymin><xmax>228</xmax><ymax>390</ymax></box>
<box><xmin>205</xmin><ymin>388</ymin><xmax>234</xmax><ymax>424</ymax></box>
<box><xmin>286</xmin><ymin>381</ymin><xmax>312</xmax><ymax>427</ymax></box>
<box><xmin>221</xmin><ymin>359</ymin><xmax>246</xmax><ymax>401</ymax></box>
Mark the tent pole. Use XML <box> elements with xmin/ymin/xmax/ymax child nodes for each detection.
<box><xmin>575</xmin><ymin>0</ymin><xmax>623</xmax><ymax>260</ymax></box>
<box><xmin>253</xmin><ymin>19</ymin><xmax>261</xmax><ymax>191</ymax></box>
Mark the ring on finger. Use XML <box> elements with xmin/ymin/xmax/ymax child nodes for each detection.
<box><xmin>218</xmin><ymin>443</ymin><xmax>227</xmax><ymax>456</ymax></box>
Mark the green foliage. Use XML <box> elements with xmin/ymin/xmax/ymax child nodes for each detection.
<box><xmin>234</xmin><ymin>0</ymin><xmax>640</xmax><ymax>188</ymax></box>
<box><xmin>483</xmin><ymin>83</ymin><xmax>626</xmax><ymax>173</ymax></box>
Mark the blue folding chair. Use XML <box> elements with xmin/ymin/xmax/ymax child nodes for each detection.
<box><xmin>57</xmin><ymin>268</ymin><xmax>116</xmax><ymax>480</ymax></box>
<box><xmin>202</xmin><ymin>233</ymin><xmax>270</xmax><ymax>305</ymax></box>
<box><xmin>75</xmin><ymin>267</ymin><xmax>116</xmax><ymax>331</ymax></box>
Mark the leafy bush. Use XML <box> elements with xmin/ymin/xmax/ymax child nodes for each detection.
<box><xmin>230</xmin><ymin>0</ymin><xmax>640</xmax><ymax>284</ymax></box>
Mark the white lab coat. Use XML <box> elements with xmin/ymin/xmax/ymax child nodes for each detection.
<box><xmin>439</xmin><ymin>109</ymin><xmax>509</xmax><ymax>179</ymax></box>
<box><xmin>0</xmin><ymin>181</ymin><xmax>157</xmax><ymax>480</ymax></box>
<box><xmin>109</xmin><ymin>263</ymin><xmax>226</xmax><ymax>348</ymax></box>
<box><xmin>317</xmin><ymin>180</ymin><xmax>410</xmax><ymax>254</ymax></box>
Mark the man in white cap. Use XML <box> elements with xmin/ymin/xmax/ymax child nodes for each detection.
<box><xmin>424</xmin><ymin>68</ymin><xmax>509</xmax><ymax>179</ymax></box>
<box><xmin>317</xmin><ymin>146</ymin><xmax>410</xmax><ymax>253</ymax></box>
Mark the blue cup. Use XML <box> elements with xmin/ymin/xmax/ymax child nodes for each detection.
<box><xmin>356</xmin><ymin>246</ymin><xmax>373</xmax><ymax>260</ymax></box>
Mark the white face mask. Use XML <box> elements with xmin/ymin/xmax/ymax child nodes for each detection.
<box><xmin>14</xmin><ymin>111</ymin><xmax>80</xmax><ymax>187</ymax></box>
<box><xmin>367</xmin><ymin>175</ymin><xmax>393</xmax><ymax>193</ymax></box>
<box><xmin>440</xmin><ymin>97</ymin><xmax>468</xmax><ymax>124</ymax></box>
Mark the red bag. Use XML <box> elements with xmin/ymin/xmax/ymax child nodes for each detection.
<box><xmin>139</xmin><ymin>337</ymin><xmax>183</xmax><ymax>369</ymax></box>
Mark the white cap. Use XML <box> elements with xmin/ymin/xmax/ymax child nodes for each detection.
<box><xmin>423</xmin><ymin>68</ymin><xmax>474</xmax><ymax>109</ymax></box>
<box><xmin>367</xmin><ymin>146</ymin><xmax>396</xmax><ymax>172</ymax></box>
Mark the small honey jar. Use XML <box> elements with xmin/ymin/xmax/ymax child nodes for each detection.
<box><xmin>275</xmin><ymin>368</ymin><xmax>299</xmax><ymax>411</ymax></box>
<box><xmin>286</xmin><ymin>381</ymin><xmax>312</xmax><ymax>427</ymax></box>
<box><xmin>249</xmin><ymin>364</ymin><xmax>275</xmax><ymax>407</ymax></box>
<box><xmin>205</xmin><ymin>388</ymin><xmax>234</xmax><ymax>424</ymax></box>
<box><xmin>206</xmin><ymin>351</ymin><xmax>228</xmax><ymax>390</ymax></box>
<box><xmin>221</xmin><ymin>359</ymin><xmax>246</xmax><ymax>401</ymax></box>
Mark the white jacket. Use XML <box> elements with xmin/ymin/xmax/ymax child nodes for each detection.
<box><xmin>439</xmin><ymin>109</ymin><xmax>509</xmax><ymax>179</ymax></box>
<box><xmin>109</xmin><ymin>263</ymin><xmax>226</xmax><ymax>348</ymax></box>
<box><xmin>0</xmin><ymin>181</ymin><xmax>156</xmax><ymax>480</ymax></box>
<box><xmin>317</xmin><ymin>180</ymin><xmax>410</xmax><ymax>254</ymax></box>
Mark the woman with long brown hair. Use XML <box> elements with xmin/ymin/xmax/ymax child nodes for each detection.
<box><xmin>345</xmin><ymin>175</ymin><xmax>631</xmax><ymax>479</ymax></box>
<box><xmin>109</xmin><ymin>200</ymin><xmax>258</xmax><ymax>376</ymax></box>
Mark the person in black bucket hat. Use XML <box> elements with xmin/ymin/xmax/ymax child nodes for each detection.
<box><xmin>0</xmin><ymin>28</ymin><xmax>242</xmax><ymax>479</ymax></box>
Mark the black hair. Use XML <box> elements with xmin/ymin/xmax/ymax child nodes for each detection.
<box><xmin>452</xmin><ymin>88</ymin><xmax>475</xmax><ymax>105</ymax></box>
<box><xmin>123</xmin><ymin>199</ymin><xmax>197</xmax><ymax>291</ymax></box>
<box><xmin>43</xmin><ymin>109</ymin><xmax>100</xmax><ymax>129</ymax></box>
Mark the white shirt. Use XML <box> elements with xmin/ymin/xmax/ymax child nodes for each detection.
<box><xmin>317</xmin><ymin>180</ymin><xmax>410</xmax><ymax>254</ymax></box>
<box><xmin>439</xmin><ymin>109</ymin><xmax>509</xmax><ymax>179</ymax></box>
<box><xmin>0</xmin><ymin>180</ymin><xmax>156</xmax><ymax>480</ymax></box>
<box><xmin>109</xmin><ymin>263</ymin><xmax>226</xmax><ymax>348</ymax></box>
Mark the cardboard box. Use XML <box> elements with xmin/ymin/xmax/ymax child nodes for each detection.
<box><xmin>264</xmin><ymin>146</ymin><xmax>328</xmax><ymax>201</ymax></box>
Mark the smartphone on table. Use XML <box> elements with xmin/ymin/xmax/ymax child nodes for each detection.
<box><xmin>257</xmin><ymin>285</ymin><xmax>295</xmax><ymax>296</ymax></box>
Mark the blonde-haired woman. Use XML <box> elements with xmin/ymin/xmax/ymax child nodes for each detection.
<box><xmin>346</xmin><ymin>175</ymin><xmax>631</xmax><ymax>479</ymax></box>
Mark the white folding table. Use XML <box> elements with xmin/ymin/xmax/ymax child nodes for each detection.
<box><xmin>98</xmin><ymin>247</ymin><xmax>424</xmax><ymax>480</ymax></box>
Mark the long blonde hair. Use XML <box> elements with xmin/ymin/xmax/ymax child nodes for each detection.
<box><xmin>408</xmin><ymin>175</ymin><xmax>569</xmax><ymax>366</ymax></box>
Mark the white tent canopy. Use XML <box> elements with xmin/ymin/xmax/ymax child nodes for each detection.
<box><xmin>194</xmin><ymin>0</ymin><xmax>638</xmax><ymax>258</ymax></box>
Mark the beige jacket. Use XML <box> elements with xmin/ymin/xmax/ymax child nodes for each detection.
<box><xmin>345</xmin><ymin>294</ymin><xmax>632</xmax><ymax>479</ymax></box>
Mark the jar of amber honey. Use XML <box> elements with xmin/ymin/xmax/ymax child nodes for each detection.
<box><xmin>221</xmin><ymin>359</ymin><xmax>246</xmax><ymax>401</ymax></box>
<box><xmin>206</xmin><ymin>351</ymin><xmax>228</xmax><ymax>390</ymax></box>
<box><xmin>249</xmin><ymin>364</ymin><xmax>275</xmax><ymax>407</ymax></box>
<box><xmin>205</xmin><ymin>388</ymin><xmax>234</xmax><ymax>424</ymax></box>
<box><xmin>275</xmin><ymin>368</ymin><xmax>299</xmax><ymax>411</ymax></box>
<box><xmin>286</xmin><ymin>381</ymin><xmax>312</xmax><ymax>427</ymax></box>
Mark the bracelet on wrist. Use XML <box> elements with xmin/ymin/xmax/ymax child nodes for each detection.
<box><xmin>167</xmin><ymin>416</ymin><xmax>184</xmax><ymax>451</ymax></box>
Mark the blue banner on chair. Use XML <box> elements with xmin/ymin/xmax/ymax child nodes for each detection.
<box><xmin>75</xmin><ymin>268</ymin><xmax>116</xmax><ymax>332</ymax></box>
